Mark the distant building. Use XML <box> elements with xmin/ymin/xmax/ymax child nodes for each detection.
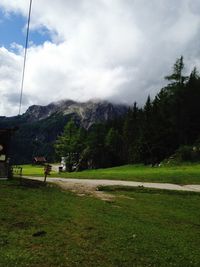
<box><xmin>33</xmin><ymin>156</ymin><xmax>47</xmax><ymax>165</ymax></box>
<box><xmin>0</xmin><ymin>128</ymin><xmax>17</xmax><ymax>179</ymax></box>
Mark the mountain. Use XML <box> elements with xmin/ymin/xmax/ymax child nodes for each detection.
<box><xmin>0</xmin><ymin>100</ymin><xmax>128</xmax><ymax>164</ymax></box>
<box><xmin>23</xmin><ymin>99</ymin><xmax>128</xmax><ymax>129</ymax></box>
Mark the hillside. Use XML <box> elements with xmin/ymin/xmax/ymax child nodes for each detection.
<box><xmin>0</xmin><ymin>100</ymin><xmax>128</xmax><ymax>163</ymax></box>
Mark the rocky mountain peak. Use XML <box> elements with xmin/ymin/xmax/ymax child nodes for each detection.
<box><xmin>23</xmin><ymin>99</ymin><xmax>128</xmax><ymax>128</ymax></box>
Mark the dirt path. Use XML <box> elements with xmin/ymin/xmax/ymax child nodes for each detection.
<box><xmin>24</xmin><ymin>177</ymin><xmax>200</xmax><ymax>200</ymax></box>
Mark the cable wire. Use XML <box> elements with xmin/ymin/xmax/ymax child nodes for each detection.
<box><xmin>18</xmin><ymin>0</ymin><xmax>33</xmax><ymax>115</ymax></box>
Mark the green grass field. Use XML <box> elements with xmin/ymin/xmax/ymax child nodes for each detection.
<box><xmin>0</xmin><ymin>179</ymin><xmax>200</xmax><ymax>267</ymax></box>
<box><xmin>21</xmin><ymin>163</ymin><xmax>200</xmax><ymax>184</ymax></box>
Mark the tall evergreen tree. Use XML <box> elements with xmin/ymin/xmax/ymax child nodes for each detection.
<box><xmin>123</xmin><ymin>102</ymin><xmax>140</xmax><ymax>162</ymax></box>
<box><xmin>55</xmin><ymin>120</ymin><xmax>82</xmax><ymax>171</ymax></box>
<box><xmin>105</xmin><ymin>127</ymin><xmax>123</xmax><ymax>165</ymax></box>
<box><xmin>165</xmin><ymin>56</ymin><xmax>188</xmax><ymax>87</ymax></box>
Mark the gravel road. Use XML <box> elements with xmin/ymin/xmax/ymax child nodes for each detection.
<box><xmin>24</xmin><ymin>176</ymin><xmax>200</xmax><ymax>200</ymax></box>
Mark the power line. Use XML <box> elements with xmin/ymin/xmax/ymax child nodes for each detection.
<box><xmin>18</xmin><ymin>0</ymin><xmax>33</xmax><ymax>115</ymax></box>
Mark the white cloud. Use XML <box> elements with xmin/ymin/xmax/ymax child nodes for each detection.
<box><xmin>0</xmin><ymin>0</ymin><xmax>200</xmax><ymax>116</ymax></box>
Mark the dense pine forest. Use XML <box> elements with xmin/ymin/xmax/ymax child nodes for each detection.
<box><xmin>55</xmin><ymin>56</ymin><xmax>200</xmax><ymax>170</ymax></box>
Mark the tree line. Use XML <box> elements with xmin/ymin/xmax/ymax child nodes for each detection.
<box><xmin>55</xmin><ymin>57</ymin><xmax>200</xmax><ymax>170</ymax></box>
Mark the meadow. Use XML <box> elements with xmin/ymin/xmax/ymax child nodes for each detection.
<box><xmin>21</xmin><ymin>163</ymin><xmax>200</xmax><ymax>184</ymax></box>
<box><xmin>0</xmin><ymin>178</ymin><xmax>200</xmax><ymax>267</ymax></box>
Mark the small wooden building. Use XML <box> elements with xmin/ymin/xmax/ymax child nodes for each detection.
<box><xmin>0</xmin><ymin>128</ymin><xmax>16</xmax><ymax>178</ymax></box>
<box><xmin>33</xmin><ymin>156</ymin><xmax>47</xmax><ymax>165</ymax></box>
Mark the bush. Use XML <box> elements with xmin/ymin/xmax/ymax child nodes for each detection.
<box><xmin>175</xmin><ymin>145</ymin><xmax>200</xmax><ymax>162</ymax></box>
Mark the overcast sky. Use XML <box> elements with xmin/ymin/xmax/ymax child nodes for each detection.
<box><xmin>0</xmin><ymin>0</ymin><xmax>200</xmax><ymax>116</ymax></box>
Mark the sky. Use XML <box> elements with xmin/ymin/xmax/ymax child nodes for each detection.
<box><xmin>0</xmin><ymin>0</ymin><xmax>200</xmax><ymax>116</ymax></box>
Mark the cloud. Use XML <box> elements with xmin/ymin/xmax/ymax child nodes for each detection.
<box><xmin>0</xmin><ymin>0</ymin><xmax>200</xmax><ymax>116</ymax></box>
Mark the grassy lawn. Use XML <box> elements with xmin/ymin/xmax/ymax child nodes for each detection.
<box><xmin>21</xmin><ymin>164</ymin><xmax>200</xmax><ymax>184</ymax></box>
<box><xmin>0</xmin><ymin>179</ymin><xmax>200</xmax><ymax>267</ymax></box>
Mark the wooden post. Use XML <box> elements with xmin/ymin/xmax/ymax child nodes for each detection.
<box><xmin>44</xmin><ymin>164</ymin><xmax>52</xmax><ymax>183</ymax></box>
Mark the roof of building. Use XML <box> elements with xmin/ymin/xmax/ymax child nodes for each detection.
<box><xmin>34</xmin><ymin>157</ymin><xmax>47</xmax><ymax>162</ymax></box>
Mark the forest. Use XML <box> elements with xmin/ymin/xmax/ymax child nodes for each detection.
<box><xmin>55</xmin><ymin>56</ymin><xmax>200</xmax><ymax>171</ymax></box>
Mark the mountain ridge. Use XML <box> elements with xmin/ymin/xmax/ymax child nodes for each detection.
<box><xmin>22</xmin><ymin>99</ymin><xmax>129</xmax><ymax>129</ymax></box>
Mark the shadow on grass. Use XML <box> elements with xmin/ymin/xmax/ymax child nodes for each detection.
<box><xmin>9</xmin><ymin>177</ymin><xmax>46</xmax><ymax>189</ymax></box>
<box><xmin>98</xmin><ymin>185</ymin><xmax>200</xmax><ymax>196</ymax></box>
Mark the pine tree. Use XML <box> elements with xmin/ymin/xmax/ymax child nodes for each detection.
<box><xmin>54</xmin><ymin>120</ymin><xmax>81</xmax><ymax>171</ymax></box>
<box><xmin>165</xmin><ymin>56</ymin><xmax>188</xmax><ymax>87</ymax></box>
<box><xmin>105</xmin><ymin>128</ymin><xmax>123</xmax><ymax>165</ymax></box>
<box><xmin>122</xmin><ymin>102</ymin><xmax>140</xmax><ymax>163</ymax></box>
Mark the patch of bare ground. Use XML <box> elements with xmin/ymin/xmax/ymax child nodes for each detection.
<box><xmin>118</xmin><ymin>195</ymin><xmax>135</xmax><ymax>200</ymax></box>
<box><xmin>52</xmin><ymin>181</ymin><xmax>115</xmax><ymax>201</ymax></box>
